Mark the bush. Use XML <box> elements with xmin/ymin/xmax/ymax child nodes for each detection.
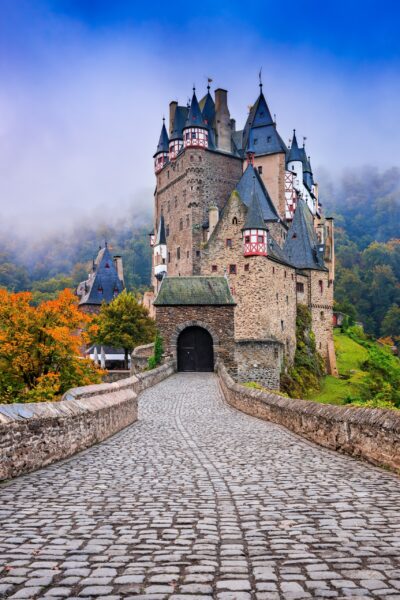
<box><xmin>148</xmin><ymin>332</ymin><xmax>164</xmax><ymax>370</ymax></box>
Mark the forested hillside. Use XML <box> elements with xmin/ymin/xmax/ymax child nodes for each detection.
<box><xmin>319</xmin><ymin>166</ymin><xmax>400</xmax><ymax>338</ymax></box>
<box><xmin>1</xmin><ymin>166</ymin><xmax>399</xmax><ymax>338</ymax></box>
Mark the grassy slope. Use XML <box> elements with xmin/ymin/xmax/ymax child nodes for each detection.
<box><xmin>307</xmin><ymin>330</ymin><xmax>368</xmax><ymax>405</ymax></box>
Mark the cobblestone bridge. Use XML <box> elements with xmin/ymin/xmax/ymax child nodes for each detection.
<box><xmin>1</xmin><ymin>373</ymin><xmax>400</xmax><ymax>600</ymax></box>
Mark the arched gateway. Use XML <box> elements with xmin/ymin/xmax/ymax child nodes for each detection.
<box><xmin>177</xmin><ymin>326</ymin><xmax>214</xmax><ymax>372</ymax></box>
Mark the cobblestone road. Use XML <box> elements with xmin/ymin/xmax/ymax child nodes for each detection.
<box><xmin>1</xmin><ymin>373</ymin><xmax>400</xmax><ymax>600</ymax></box>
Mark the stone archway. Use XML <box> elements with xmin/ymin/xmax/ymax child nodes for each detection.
<box><xmin>177</xmin><ymin>326</ymin><xmax>214</xmax><ymax>372</ymax></box>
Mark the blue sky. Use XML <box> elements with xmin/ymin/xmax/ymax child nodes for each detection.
<box><xmin>1</xmin><ymin>0</ymin><xmax>399</xmax><ymax>235</ymax></box>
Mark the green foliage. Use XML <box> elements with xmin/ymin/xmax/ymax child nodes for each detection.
<box><xmin>281</xmin><ymin>305</ymin><xmax>325</xmax><ymax>398</ymax></box>
<box><xmin>147</xmin><ymin>332</ymin><xmax>164</xmax><ymax>370</ymax></box>
<box><xmin>381</xmin><ymin>304</ymin><xmax>400</xmax><ymax>338</ymax></box>
<box><xmin>95</xmin><ymin>291</ymin><xmax>156</xmax><ymax>369</ymax></box>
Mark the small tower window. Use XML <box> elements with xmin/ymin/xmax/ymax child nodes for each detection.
<box><xmin>258</xmin><ymin>166</ymin><xmax>263</xmax><ymax>175</ymax></box>
<box><xmin>257</xmin><ymin>235</ymin><xmax>263</xmax><ymax>243</ymax></box>
<box><xmin>168</xmin><ymin>252</ymin><xmax>171</xmax><ymax>263</ymax></box>
<box><xmin>179</xmin><ymin>218</ymin><xmax>183</xmax><ymax>231</ymax></box>
<box><xmin>187</xmin><ymin>251</ymin><xmax>189</xmax><ymax>258</ymax></box>
<box><xmin>232</xmin><ymin>217</ymin><xmax>238</xmax><ymax>225</ymax></box>
<box><xmin>196</xmin><ymin>250</ymin><xmax>200</xmax><ymax>257</ymax></box>
<box><xmin>244</xmin><ymin>264</ymin><xmax>249</xmax><ymax>272</ymax></box>
<box><xmin>177</xmin><ymin>247</ymin><xmax>180</xmax><ymax>260</ymax></box>
<box><xmin>296</xmin><ymin>282</ymin><xmax>304</xmax><ymax>293</ymax></box>
<box><xmin>319</xmin><ymin>279</ymin><xmax>324</xmax><ymax>294</ymax></box>
<box><xmin>229</xmin><ymin>264</ymin><xmax>237</xmax><ymax>274</ymax></box>
<box><xmin>105</xmin><ymin>263</ymin><xmax>110</xmax><ymax>268</ymax></box>
<box><xmin>281</xmin><ymin>320</ymin><xmax>284</xmax><ymax>331</ymax></box>
<box><xmin>226</xmin><ymin>239</ymin><xmax>232</xmax><ymax>248</ymax></box>
<box><xmin>98</xmin><ymin>285</ymin><xmax>103</xmax><ymax>293</ymax></box>
<box><xmin>286</xmin><ymin>295</ymin><xmax>289</xmax><ymax>304</ymax></box>
<box><xmin>212</xmin><ymin>265</ymin><xmax>218</xmax><ymax>272</ymax></box>
<box><xmin>284</xmin><ymin>270</ymin><xmax>287</xmax><ymax>278</ymax></box>
<box><xmin>272</xmin><ymin>266</ymin><xmax>275</xmax><ymax>274</ymax></box>
<box><xmin>320</xmin><ymin>311</ymin><xmax>325</xmax><ymax>320</ymax></box>
<box><xmin>267</xmin><ymin>136</ymin><xmax>271</xmax><ymax>143</ymax></box>
<box><xmin>186</xmin><ymin>215</ymin><xmax>190</xmax><ymax>227</ymax></box>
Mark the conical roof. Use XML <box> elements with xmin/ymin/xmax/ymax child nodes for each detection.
<box><xmin>184</xmin><ymin>90</ymin><xmax>207</xmax><ymax>129</ymax></box>
<box><xmin>287</xmin><ymin>130</ymin><xmax>303</xmax><ymax>163</ymax></box>
<box><xmin>200</xmin><ymin>90</ymin><xmax>215</xmax><ymax>126</ymax></box>
<box><xmin>170</xmin><ymin>106</ymin><xmax>188</xmax><ymax>141</ymax></box>
<box><xmin>78</xmin><ymin>246</ymin><xmax>124</xmax><ymax>306</ymax></box>
<box><xmin>155</xmin><ymin>215</ymin><xmax>166</xmax><ymax>246</ymax></box>
<box><xmin>250</xmin><ymin>91</ymin><xmax>274</xmax><ymax>128</ymax></box>
<box><xmin>284</xmin><ymin>200</ymin><xmax>325</xmax><ymax>270</ymax></box>
<box><xmin>243</xmin><ymin>182</ymin><xmax>267</xmax><ymax>231</ymax></box>
<box><xmin>236</xmin><ymin>163</ymin><xmax>279</xmax><ymax>221</ymax></box>
<box><xmin>242</xmin><ymin>88</ymin><xmax>287</xmax><ymax>157</ymax></box>
<box><xmin>154</xmin><ymin>120</ymin><xmax>169</xmax><ymax>156</ymax></box>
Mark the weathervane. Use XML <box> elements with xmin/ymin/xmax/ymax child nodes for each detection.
<box><xmin>258</xmin><ymin>67</ymin><xmax>263</xmax><ymax>90</ymax></box>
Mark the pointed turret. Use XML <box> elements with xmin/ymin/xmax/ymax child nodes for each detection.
<box><xmin>242</xmin><ymin>178</ymin><xmax>268</xmax><ymax>257</ymax></box>
<box><xmin>183</xmin><ymin>89</ymin><xmax>209</xmax><ymax>149</ymax></box>
<box><xmin>287</xmin><ymin>130</ymin><xmax>303</xmax><ymax>163</ymax></box>
<box><xmin>154</xmin><ymin>119</ymin><xmax>169</xmax><ymax>173</ymax></box>
<box><xmin>284</xmin><ymin>200</ymin><xmax>325</xmax><ymax>270</ymax></box>
<box><xmin>77</xmin><ymin>245</ymin><xmax>125</xmax><ymax>311</ymax></box>
<box><xmin>169</xmin><ymin>105</ymin><xmax>188</xmax><ymax>159</ymax></box>
<box><xmin>243</xmin><ymin>86</ymin><xmax>287</xmax><ymax>156</ymax></box>
<box><xmin>200</xmin><ymin>88</ymin><xmax>215</xmax><ymax>126</ymax></box>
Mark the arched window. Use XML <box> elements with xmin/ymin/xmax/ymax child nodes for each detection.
<box><xmin>232</xmin><ymin>217</ymin><xmax>238</xmax><ymax>225</ymax></box>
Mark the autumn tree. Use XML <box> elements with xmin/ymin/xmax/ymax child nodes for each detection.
<box><xmin>95</xmin><ymin>291</ymin><xmax>156</xmax><ymax>368</ymax></box>
<box><xmin>0</xmin><ymin>289</ymin><xmax>102</xmax><ymax>403</ymax></box>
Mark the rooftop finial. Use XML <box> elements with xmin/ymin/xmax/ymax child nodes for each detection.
<box><xmin>193</xmin><ymin>84</ymin><xmax>196</xmax><ymax>93</ymax></box>
<box><xmin>258</xmin><ymin>67</ymin><xmax>263</xmax><ymax>91</ymax></box>
<box><xmin>207</xmin><ymin>76</ymin><xmax>213</xmax><ymax>92</ymax></box>
<box><xmin>303</xmin><ymin>136</ymin><xmax>307</xmax><ymax>147</ymax></box>
<box><xmin>105</xmin><ymin>240</ymin><xmax>108</xmax><ymax>248</ymax></box>
<box><xmin>162</xmin><ymin>116</ymin><xmax>165</xmax><ymax>124</ymax></box>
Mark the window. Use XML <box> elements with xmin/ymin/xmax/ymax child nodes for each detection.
<box><xmin>272</xmin><ymin>266</ymin><xmax>275</xmax><ymax>274</ymax></box>
<box><xmin>167</xmin><ymin>171</ymin><xmax>170</xmax><ymax>179</ymax></box>
<box><xmin>190</xmin><ymin>154</ymin><xmax>194</xmax><ymax>161</ymax></box>
<box><xmin>320</xmin><ymin>311</ymin><xmax>325</xmax><ymax>320</ymax></box>
<box><xmin>258</xmin><ymin>235</ymin><xmax>263</xmax><ymax>243</ymax></box>
<box><xmin>177</xmin><ymin>247</ymin><xmax>180</xmax><ymax>260</ymax></box>
<box><xmin>198</xmin><ymin>155</ymin><xmax>202</xmax><ymax>162</ymax></box>
<box><xmin>98</xmin><ymin>285</ymin><xmax>103</xmax><ymax>293</ymax></box>
<box><xmin>286</xmin><ymin>295</ymin><xmax>289</xmax><ymax>304</ymax></box>
<box><xmin>319</xmin><ymin>279</ymin><xmax>324</xmax><ymax>294</ymax></box>
<box><xmin>179</xmin><ymin>218</ymin><xmax>183</xmax><ymax>231</ymax></box>
<box><xmin>229</xmin><ymin>264</ymin><xmax>237</xmax><ymax>274</ymax></box>
<box><xmin>276</xmin><ymin>293</ymin><xmax>279</xmax><ymax>301</ymax></box>
<box><xmin>186</xmin><ymin>215</ymin><xmax>190</xmax><ymax>227</ymax></box>
<box><xmin>291</xmin><ymin>273</ymin><xmax>294</xmax><ymax>280</ymax></box>
<box><xmin>187</xmin><ymin>251</ymin><xmax>189</xmax><ymax>258</ymax></box>
<box><xmin>244</xmin><ymin>264</ymin><xmax>249</xmax><ymax>272</ymax></box>
<box><xmin>191</xmin><ymin>132</ymin><xmax>197</xmax><ymax>139</ymax></box>
<box><xmin>274</xmin><ymin>347</ymin><xmax>279</xmax><ymax>359</ymax></box>
<box><xmin>284</xmin><ymin>270</ymin><xmax>287</xmax><ymax>278</ymax></box>
<box><xmin>226</xmin><ymin>238</ymin><xmax>232</xmax><ymax>248</ymax></box>
<box><xmin>281</xmin><ymin>320</ymin><xmax>284</xmax><ymax>331</ymax></box>
<box><xmin>267</xmin><ymin>136</ymin><xmax>271</xmax><ymax>143</ymax></box>
<box><xmin>258</xmin><ymin>166</ymin><xmax>263</xmax><ymax>175</ymax></box>
<box><xmin>168</xmin><ymin>252</ymin><xmax>171</xmax><ymax>263</ymax></box>
<box><xmin>196</xmin><ymin>250</ymin><xmax>200</xmax><ymax>257</ymax></box>
<box><xmin>212</xmin><ymin>265</ymin><xmax>218</xmax><ymax>272</ymax></box>
<box><xmin>296</xmin><ymin>282</ymin><xmax>304</xmax><ymax>293</ymax></box>
<box><xmin>232</xmin><ymin>217</ymin><xmax>238</xmax><ymax>225</ymax></box>
<box><xmin>254</xmin><ymin>138</ymin><xmax>258</xmax><ymax>144</ymax></box>
<box><xmin>105</xmin><ymin>262</ymin><xmax>110</xmax><ymax>269</ymax></box>
<box><xmin>245</xmin><ymin>235</ymin><xmax>250</xmax><ymax>243</ymax></box>
<box><xmin>166</xmin><ymin>225</ymin><xmax>169</xmax><ymax>237</ymax></box>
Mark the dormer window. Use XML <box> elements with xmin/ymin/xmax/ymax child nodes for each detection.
<box><xmin>267</xmin><ymin>136</ymin><xmax>271</xmax><ymax>143</ymax></box>
<box><xmin>98</xmin><ymin>286</ymin><xmax>103</xmax><ymax>293</ymax></box>
<box><xmin>105</xmin><ymin>263</ymin><xmax>110</xmax><ymax>268</ymax></box>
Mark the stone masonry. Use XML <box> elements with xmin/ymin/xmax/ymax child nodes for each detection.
<box><xmin>155</xmin><ymin>148</ymin><xmax>242</xmax><ymax>278</ymax></box>
<box><xmin>0</xmin><ymin>373</ymin><xmax>399</xmax><ymax>599</ymax></box>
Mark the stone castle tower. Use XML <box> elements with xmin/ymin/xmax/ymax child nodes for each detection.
<box><xmin>150</xmin><ymin>82</ymin><xmax>336</xmax><ymax>387</ymax></box>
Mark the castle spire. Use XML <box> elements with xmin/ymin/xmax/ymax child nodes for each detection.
<box><xmin>154</xmin><ymin>118</ymin><xmax>170</xmax><ymax>172</ymax></box>
<box><xmin>183</xmin><ymin>89</ymin><xmax>209</xmax><ymax>149</ymax></box>
<box><xmin>242</xmin><ymin>181</ymin><xmax>268</xmax><ymax>257</ymax></box>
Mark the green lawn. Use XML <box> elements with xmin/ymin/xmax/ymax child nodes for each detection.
<box><xmin>307</xmin><ymin>330</ymin><xmax>368</xmax><ymax>405</ymax></box>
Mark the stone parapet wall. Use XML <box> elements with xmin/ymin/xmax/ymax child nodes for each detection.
<box><xmin>0</xmin><ymin>362</ymin><xmax>174</xmax><ymax>482</ymax></box>
<box><xmin>131</xmin><ymin>343</ymin><xmax>155</xmax><ymax>374</ymax></box>
<box><xmin>217</xmin><ymin>362</ymin><xmax>400</xmax><ymax>473</ymax></box>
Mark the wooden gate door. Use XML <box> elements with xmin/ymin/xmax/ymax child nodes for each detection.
<box><xmin>177</xmin><ymin>326</ymin><xmax>214</xmax><ymax>372</ymax></box>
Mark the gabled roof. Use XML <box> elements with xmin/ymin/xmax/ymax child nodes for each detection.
<box><xmin>170</xmin><ymin>106</ymin><xmax>188</xmax><ymax>141</ymax></box>
<box><xmin>78</xmin><ymin>246</ymin><xmax>125</xmax><ymax>306</ymax></box>
<box><xmin>155</xmin><ymin>215</ymin><xmax>166</xmax><ymax>246</ymax></box>
<box><xmin>184</xmin><ymin>91</ymin><xmax>207</xmax><ymax>129</ymax></box>
<box><xmin>284</xmin><ymin>200</ymin><xmax>326</xmax><ymax>271</ymax></box>
<box><xmin>154</xmin><ymin>120</ymin><xmax>169</xmax><ymax>155</ymax></box>
<box><xmin>248</xmin><ymin>91</ymin><xmax>274</xmax><ymax>128</ymax></box>
<box><xmin>287</xmin><ymin>130</ymin><xmax>303</xmax><ymax>163</ymax></box>
<box><xmin>199</xmin><ymin>91</ymin><xmax>215</xmax><ymax>126</ymax></box>
<box><xmin>243</xmin><ymin>185</ymin><xmax>267</xmax><ymax>230</ymax></box>
<box><xmin>154</xmin><ymin>276</ymin><xmax>235</xmax><ymax>306</ymax></box>
<box><xmin>236</xmin><ymin>164</ymin><xmax>279</xmax><ymax>222</ymax></box>
<box><xmin>242</xmin><ymin>90</ymin><xmax>287</xmax><ymax>156</ymax></box>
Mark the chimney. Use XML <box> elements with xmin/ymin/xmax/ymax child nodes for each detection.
<box><xmin>169</xmin><ymin>101</ymin><xmax>178</xmax><ymax>136</ymax></box>
<box><xmin>113</xmin><ymin>255</ymin><xmax>124</xmax><ymax>286</ymax></box>
<box><xmin>214</xmin><ymin>88</ymin><xmax>231</xmax><ymax>152</ymax></box>
<box><xmin>208</xmin><ymin>205</ymin><xmax>219</xmax><ymax>240</ymax></box>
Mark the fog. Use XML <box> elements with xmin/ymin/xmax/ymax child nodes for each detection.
<box><xmin>0</xmin><ymin>1</ymin><xmax>399</xmax><ymax>239</ymax></box>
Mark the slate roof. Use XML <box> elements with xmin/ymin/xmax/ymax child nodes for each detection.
<box><xmin>154</xmin><ymin>120</ymin><xmax>169</xmax><ymax>156</ymax></box>
<box><xmin>284</xmin><ymin>200</ymin><xmax>326</xmax><ymax>270</ymax></box>
<box><xmin>243</xmin><ymin>186</ymin><xmax>267</xmax><ymax>230</ymax></box>
<box><xmin>78</xmin><ymin>246</ymin><xmax>125</xmax><ymax>306</ymax></box>
<box><xmin>287</xmin><ymin>130</ymin><xmax>303</xmax><ymax>163</ymax></box>
<box><xmin>242</xmin><ymin>90</ymin><xmax>287</xmax><ymax>156</ymax></box>
<box><xmin>155</xmin><ymin>215</ymin><xmax>166</xmax><ymax>246</ymax></box>
<box><xmin>236</xmin><ymin>164</ymin><xmax>279</xmax><ymax>222</ymax></box>
<box><xmin>154</xmin><ymin>276</ymin><xmax>235</xmax><ymax>306</ymax></box>
<box><xmin>199</xmin><ymin>91</ymin><xmax>215</xmax><ymax>126</ymax></box>
<box><xmin>170</xmin><ymin>106</ymin><xmax>188</xmax><ymax>140</ymax></box>
<box><xmin>184</xmin><ymin>91</ymin><xmax>207</xmax><ymax>129</ymax></box>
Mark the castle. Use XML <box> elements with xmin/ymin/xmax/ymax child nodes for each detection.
<box><xmin>149</xmin><ymin>82</ymin><xmax>336</xmax><ymax>388</ymax></box>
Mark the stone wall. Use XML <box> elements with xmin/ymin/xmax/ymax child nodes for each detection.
<box><xmin>0</xmin><ymin>362</ymin><xmax>174</xmax><ymax>481</ymax></box>
<box><xmin>103</xmin><ymin>370</ymin><xmax>131</xmax><ymax>383</ymax></box>
<box><xmin>234</xmin><ymin>340</ymin><xmax>283</xmax><ymax>390</ymax></box>
<box><xmin>155</xmin><ymin>147</ymin><xmax>242</xmax><ymax>279</ymax></box>
<box><xmin>201</xmin><ymin>191</ymin><xmax>297</xmax><ymax>363</ymax></box>
<box><xmin>218</xmin><ymin>362</ymin><xmax>400</xmax><ymax>473</ymax></box>
<box><xmin>131</xmin><ymin>342</ymin><xmax>155</xmax><ymax>374</ymax></box>
<box><xmin>156</xmin><ymin>305</ymin><xmax>235</xmax><ymax>370</ymax></box>
<box><xmin>309</xmin><ymin>269</ymin><xmax>335</xmax><ymax>364</ymax></box>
